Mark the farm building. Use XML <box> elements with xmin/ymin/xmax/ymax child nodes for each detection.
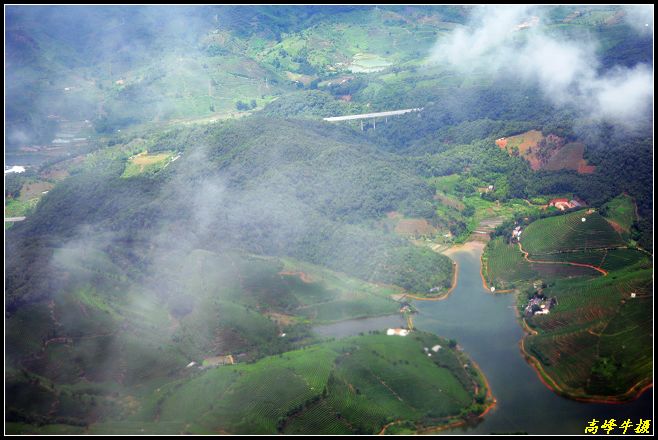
<box><xmin>387</xmin><ymin>328</ymin><xmax>409</xmax><ymax>336</ymax></box>
<box><xmin>548</xmin><ymin>198</ymin><xmax>576</xmax><ymax>211</ymax></box>
<box><xmin>524</xmin><ymin>293</ymin><xmax>557</xmax><ymax>317</ymax></box>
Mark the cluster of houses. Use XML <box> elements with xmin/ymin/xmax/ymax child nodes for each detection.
<box><xmin>387</xmin><ymin>328</ymin><xmax>410</xmax><ymax>336</ymax></box>
<box><xmin>548</xmin><ymin>198</ymin><xmax>582</xmax><ymax>211</ymax></box>
<box><xmin>524</xmin><ymin>291</ymin><xmax>558</xmax><ymax>318</ymax></box>
<box><xmin>512</xmin><ymin>225</ymin><xmax>523</xmax><ymax>241</ymax></box>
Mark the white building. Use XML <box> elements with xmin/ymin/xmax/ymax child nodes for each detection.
<box><xmin>387</xmin><ymin>328</ymin><xmax>409</xmax><ymax>336</ymax></box>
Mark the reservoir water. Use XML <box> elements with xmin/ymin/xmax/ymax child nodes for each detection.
<box><xmin>314</xmin><ymin>242</ymin><xmax>653</xmax><ymax>435</ymax></box>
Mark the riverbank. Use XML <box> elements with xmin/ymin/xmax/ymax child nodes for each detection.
<box><xmin>414</xmin><ymin>355</ymin><xmax>497</xmax><ymax>435</ymax></box>
<box><xmin>514</xmin><ymin>277</ymin><xmax>652</xmax><ymax>404</ymax></box>
<box><xmin>409</xmin><ymin>241</ymin><xmax>652</xmax><ymax>433</ymax></box>
<box><xmin>519</xmin><ymin>321</ymin><xmax>653</xmax><ymax>404</ymax></box>
<box><xmin>471</xmin><ymin>239</ymin><xmax>650</xmax><ymax>405</ymax></box>
<box><xmin>397</xmin><ymin>260</ymin><xmax>459</xmax><ymax>302</ymax></box>
<box><xmin>479</xmin><ymin>243</ymin><xmax>514</xmax><ymax>294</ymax></box>
<box><xmin>390</xmin><ymin>242</ymin><xmax>472</xmax><ymax>303</ymax></box>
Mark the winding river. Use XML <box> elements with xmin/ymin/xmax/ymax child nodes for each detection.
<box><xmin>314</xmin><ymin>242</ymin><xmax>653</xmax><ymax>435</ymax></box>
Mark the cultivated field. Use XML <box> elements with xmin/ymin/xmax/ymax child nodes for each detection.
<box><xmin>122</xmin><ymin>151</ymin><xmax>176</xmax><ymax>178</ymax></box>
<box><xmin>496</xmin><ymin>131</ymin><xmax>595</xmax><ymax>173</ymax></box>
<box><xmin>482</xmin><ymin>237</ymin><xmax>538</xmax><ymax>290</ymax></box>
<box><xmin>521</xmin><ymin>210</ymin><xmax>625</xmax><ymax>255</ymax></box>
<box><xmin>543</xmin><ymin>142</ymin><xmax>596</xmax><ymax>174</ymax></box>
<box><xmin>152</xmin><ymin>332</ymin><xmax>487</xmax><ymax>434</ymax></box>
<box><xmin>503</xmin><ymin>209</ymin><xmax>654</xmax><ymax>401</ymax></box>
<box><xmin>601</xmin><ymin>194</ymin><xmax>636</xmax><ymax>234</ymax></box>
<box><xmin>525</xmin><ymin>266</ymin><xmax>652</xmax><ymax>399</ymax></box>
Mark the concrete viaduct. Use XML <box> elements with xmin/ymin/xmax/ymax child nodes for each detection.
<box><xmin>323</xmin><ymin>108</ymin><xmax>423</xmax><ymax>130</ymax></box>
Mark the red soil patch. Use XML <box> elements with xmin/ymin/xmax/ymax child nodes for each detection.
<box><xmin>528</xmin><ymin>157</ymin><xmax>542</xmax><ymax>171</ymax></box>
<box><xmin>577</xmin><ymin>160</ymin><xmax>596</xmax><ymax>174</ymax></box>
<box><xmin>517</xmin><ymin>130</ymin><xmax>543</xmax><ymax>152</ymax></box>
<box><xmin>605</xmin><ymin>10</ymin><xmax>625</xmax><ymax>25</ymax></box>
<box><xmin>499</xmin><ymin>133</ymin><xmax>595</xmax><ymax>174</ymax></box>
<box><xmin>279</xmin><ymin>271</ymin><xmax>314</xmax><ymax>283</ymax></box>
<box><xmin>605</xmin><ymin>219</ymin><xmax>626</xmax><ymax>234</ymax></box>
<box><xmin>495</xmin><ymin>138</ymin><xmax>508</xmax><ymax>149</ymax></box>
<box><xmin>539</xmin><ymin>142</ymin><xmax>595</xmax><ymax>174</ymax></box>
<box><xmin>497</xmin><ymin>130</ymin><xmax>543</xmax><ymax>169</ymax></box>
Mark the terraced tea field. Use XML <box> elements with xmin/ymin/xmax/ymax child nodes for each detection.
<box><xmin>482</xmin><ymin>237</ymin><xmax>538</xmax><ymax>290</ymax></box>
<box><xmin>521</xmin><ymin>210</ymin><xmax>625</xmax><ymax>254</ymax></box>
<box><xmin>151</xmin><ymin>333</ymin><xmax>489</xmax><ymax>434</ymax></box>
<box><xmin>524</xmin><ymin>267</ymin><xmax>652</xmax><ymax>400</ymax></box>
<box><xmin>511</xmin><ymin>210</ymin><xmax>653</xmax><ymax>401</ymax></box>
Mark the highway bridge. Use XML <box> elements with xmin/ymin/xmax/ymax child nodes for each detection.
<box><xmin>323</xmin><ymin>108</ymin><xmax>423</xmax><ymax>130</ymax></box>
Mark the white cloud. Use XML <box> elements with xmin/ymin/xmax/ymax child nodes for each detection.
<box><xmin>428</xmin><ymin>5</ymin><xmax>653</xmax><ymax>127</ymax></box>
<box><xmin>588</xmin><ymin>65</ymin><xmax>653</xmax><ymax>126</ymax></box>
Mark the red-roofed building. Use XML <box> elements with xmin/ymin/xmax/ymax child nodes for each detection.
<box><xmin>549</xmin><ymin>198</ymin><xmax>574</xmax><ymax>211</ymax></box>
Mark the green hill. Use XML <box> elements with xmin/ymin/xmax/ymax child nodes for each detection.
<box><xmin>483</xmin><ymin>210</ymin><xmax>652</xmax><ymax>401</ymax></box>
<box><xmin>7</xmin><ymin>332</ymin><xmax>490</xmax><ymax>435</ymax></box>
<box><xmin>521</xmin><ymin>210</ymin><xmax>625</xmax><ymax>255</ymax></box>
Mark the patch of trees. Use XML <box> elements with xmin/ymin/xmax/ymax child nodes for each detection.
<box><xmin>235</xmin><ymin>100</ymin><xmax>257</xmax><ymax>111</ymax></box>
<box><xmin>261</xmin><ymin>90</ymin><xmax>366</xmax><ymax>118</ymax></box>
<box><xmin>5</xmin><ymin>173</ymin><xmax>23</xmax><ymax>199</ymax></box>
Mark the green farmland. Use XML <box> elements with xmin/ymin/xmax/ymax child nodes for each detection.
<box><xmin>140</xmin><ymin>332</ymin><xmax>489</xmax><ymax>434</ymax></box>
<box><xmin>524</xmin><ymin>265</ymin><xmax>652</xmax><ymax>399</ymax></box>
<box><xmin>6</xmin><ymin>332</ymin><xmax>490</xmax><ymax>435</ymax></box>
<box><xmin>521</xmin><ymin>210</ymin><xmax>625</xmax><ymax>255</ymax></box>
<box><xmin>121</xmin><ymin>151</ymin><xmax>176</xmax><ymax>178</ymax></box>
<box><xmin>482</xmin><ymin>237</ymin><xmax>538</xmax><ymax>290</ymax></box>
<box><xmin>482</xmin><ymin>209</ymin><xmax>654</xmax><ymax>401</ymax></box>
